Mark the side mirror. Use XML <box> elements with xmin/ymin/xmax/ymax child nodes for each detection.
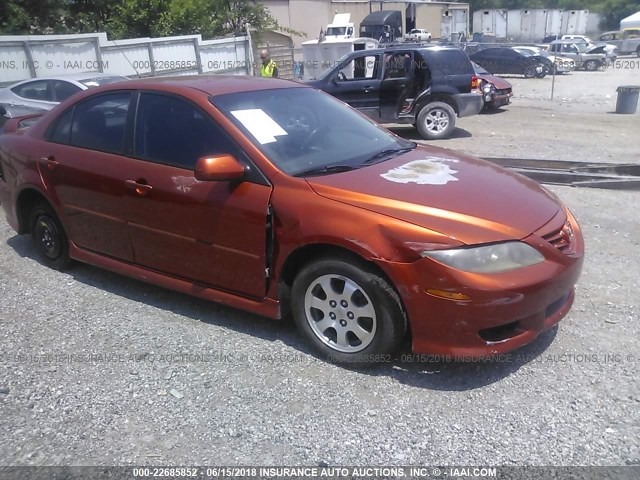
<box><xmin>194</xmin><ymin>154</ymin><xmax>245</xmax><ymax>182</ymax></box>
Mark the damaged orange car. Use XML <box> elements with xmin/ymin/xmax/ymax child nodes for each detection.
<box><xmin>0</xmin><ymin>77</ymin><xmax>584</xmax><ymax>366</ymax></box>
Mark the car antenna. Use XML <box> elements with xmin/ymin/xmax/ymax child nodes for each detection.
<box><xmin>109</xmin><ymin>38</ymin><xmax>142</xmax><ymax>79</ymax></box>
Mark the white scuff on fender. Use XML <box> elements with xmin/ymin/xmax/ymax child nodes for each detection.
<box><xmin>381</xmin><ymin>157</ymin><xmax>459</xmax><ymax>185</ymax></box>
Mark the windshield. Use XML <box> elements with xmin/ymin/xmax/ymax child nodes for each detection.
<box><xmin>472</xmin><ymin>62</ymin><xmax>489</xmax><ymax>74</ymax></box>
<box><xmin>515</xmin><ymin>48</ymin><xmax>533</xmax><ymax>57</ymax></box>
<box><xmin>211</xmin><ymin>88</ymin><xmax>414</xmax><ymax>177</ymax></box>
<box><xmin>326</xmin><ymin>27</ymin><xmax>346</xmax><ymax>36</ymax></box>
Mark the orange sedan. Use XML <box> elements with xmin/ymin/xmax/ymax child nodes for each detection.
<box><xmin>0</xmin><ymin>77</ymin><xmax>584</xmax><ymax>366</ymax></box>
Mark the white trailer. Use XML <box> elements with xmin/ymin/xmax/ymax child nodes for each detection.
<box><xmin>620</xmin><ymin>11</ymin><xmax>640</xmax><ymax>30</ymax></box>
<box><xmin>473</xmin><ymin>9</ymin><xmax>508</xmax><ymax>39</ymax></box>
<box><xmin>301</xmin><ymin>37</ymin><xmax>378</xmax><ymax>80</ymax></box>
<box><xmin>561</xmin><ymin>10</ymin><xmax>589</xmax><ymax>35</ymax></box>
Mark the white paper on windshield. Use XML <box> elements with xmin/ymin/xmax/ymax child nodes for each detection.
<box><xmin>230</xmin><ymin>109</ymin><xmax>288</xmax><ymax>144</ymax></box>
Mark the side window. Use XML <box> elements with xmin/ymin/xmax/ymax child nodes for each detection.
<box><xmin>338</xmin><ymin>55</ymin><xmax>379</xmax><ymax>81</ymax></box>
<box><xmin>135</xmin><ymin>93</ymin><xmax>237</xmax><ymax>170</ymax></box>
<box><xmin>49</xmin><ymin>108</ymin><xmax>74</xmax><ymax>144</ymax></box>
<box><xmin>70</xmin><ymin>93</ymin><xmax>131</xmax><ymax>153</ymax></box>
<box><xmin>11</xmin><ymin>80</ymin><xmax>53</xmax><ymax>102</ymax></box>
<box><xmin>53</xmin><ymin>81</ymin><xmax>82</xmax><ymax>102</ymax></box>
<box><xmin>440</xmin><ymin>51</ymin><xmax>472</xmax><ymax>74</ymax></box>
<box><xmin>384</xmin><ymin>52</ymin><xmax>412</xmax><ymax>79</ymax></box>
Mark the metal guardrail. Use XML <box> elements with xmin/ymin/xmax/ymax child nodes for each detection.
<box><xmin>483</xmin><ymin>158</ymin><xmax>640</xmax><ymax>191</ymax></box>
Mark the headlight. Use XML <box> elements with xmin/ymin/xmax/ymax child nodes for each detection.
<box><xmin>422</xmin><ymin>241</ymin><xmax>545</xmax><ymax>273</ymax></box>
<box><xmin>482</xmin><ymin>84</ymin><xmax>493</xmax><ymax>93</ymax></box>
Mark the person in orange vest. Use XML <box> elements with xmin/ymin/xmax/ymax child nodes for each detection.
<box><xmin>259</xmin><ymin>49</ymin><xmax>279</xmax><ymax>78</ymax></box>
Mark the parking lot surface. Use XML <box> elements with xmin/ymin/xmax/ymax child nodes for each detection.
<box><xmin>392</xmin><ymin>67</ymin><xmax>640</xmax><ymax>164</ymax></box>
<box><xmin>0</xmin><ymin>65</ymin><xmax>639</xmax><ymax>467</ymax></box>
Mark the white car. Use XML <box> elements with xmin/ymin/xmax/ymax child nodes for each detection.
<box><xmin>405</xmin><ymin>29</ymin><xmax>432</xmax><ymax>42</ymax></box>
<box><xmin>0</xmin><ymin>73</ymin><xmax>129</xmax><ymax>111</ymax></box>
<box><xmin>561</xmin><ymin>34</ymin><xmax>618</xmax><ymax>63</ymax></box>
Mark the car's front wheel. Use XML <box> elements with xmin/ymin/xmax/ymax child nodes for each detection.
<box><xmin>415</xmin><ymin>101</ymin><xmax>456</xmax><ymax>140</ymax></box>
<box><xmin>30</xmin><ymin>202</ymin><xmax>71</xmax><ymax>271</ymax></box>
<box><xmin>291</xmin><ymin>256</ymin><xmax>407</xmax><ymax>367</ymax></box>
<box><xmin>584</xmin><ymin>60</ymin><xmax>599</xmax><ymax>71</ymax></box>
<box><xmin>525</xmin><ymin>61</ymin><xmax>546</xmax><ymax>78</ymax></box>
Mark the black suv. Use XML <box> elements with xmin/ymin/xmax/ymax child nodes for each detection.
<box><xmin>305</xmin><ymin>45</ymin><xmax>482</xmax><ymax>140</ymax></box>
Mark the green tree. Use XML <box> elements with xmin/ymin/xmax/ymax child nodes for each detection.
<box><xmin>0</xmin><ymin>0</ymin><xmax>67</xmax><ymax>34</ymax></box>
<box><xmin>107</xmin><ymin>0</ymin><xmax>171</xmax><ymax>39</ymax></box>
<box><xmin>66</xmin><ymin>0</ymin><xmax>117</xmax><ymax>33</ymax></box>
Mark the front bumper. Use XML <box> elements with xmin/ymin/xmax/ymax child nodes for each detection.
<box><xmin>454</xmin><ymin>93</ymin><xmax>483</xmax><ymax>118</ymax></box>
<box><xmin>487</xmin><ymin>91</ymin><xmax>512</xmax><ymax>108</ymax></box>
<box><xmin>376</xmin><ymin>209</ymin><xmax>584</xmax><ymax>357</ymax></box>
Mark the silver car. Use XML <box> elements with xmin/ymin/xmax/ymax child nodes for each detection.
<box><xmin>0</xmin><ymin>73</ymin><xmax>129</xmax><ymax>111</ymax></box>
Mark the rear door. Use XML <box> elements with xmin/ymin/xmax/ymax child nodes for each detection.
<box><xmin>38</xmin><ymin>92</ymin><xmax>135</xmax><ymax>261</ymax></box>
<box><xmin>124</xmin><ymin>92</ymin><xmax>272</xmax><ymax>298</ymax></box>
<box><xmin>10</xmin><ymin>79</ymin><xmax>57</xmax><ymax>110</ymax></box>
<box><xmin>380</xmin><ymin>51</ymin><xmax>415</xmax><ymax>120</ymax></box>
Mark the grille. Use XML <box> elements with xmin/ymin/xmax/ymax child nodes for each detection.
<box><xmin>542</xmin><ymin>221</ymin><xmax>574</xmax><ymax>254</ymax></box>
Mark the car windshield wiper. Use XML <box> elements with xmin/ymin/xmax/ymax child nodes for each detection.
<box><xmin>294</xmin><ymin>164</ymin><xmax>360</xmax><ymax>178</ymax></box>
<box><xmin>362</xmin><ymin>144</ymin><xmax>416</xmax><ymax>165</ymax></box>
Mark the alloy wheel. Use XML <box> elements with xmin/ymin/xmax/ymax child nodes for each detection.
<box><xmin>304</xmin><ymin>274</ymin><xmax>377</xmax><ymax>353</ymax></box>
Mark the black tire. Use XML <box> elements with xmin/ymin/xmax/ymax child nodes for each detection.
<box><xmin>524</xmin><ymin>63</ymin><xmax>537</xmax><ymax>78</ymax></box>
<box><xmin>415</xmin><ymin>101</ymin><xmax>456</xmax><ymax>140</ymax></box>
<box><xmin>30</xmin><ymin>202</ymin><xmax>71</xmax><ymax>271</ymax></box>
<box><xmin>584</xmin><ymin>60</ymin><xmax>598</xmax><ymax>71</ymax></box>
<box><xmin>636</xmin><ymin>47</ymin><xmax>640</xmax><ymax>58</ymax></box>
<box><xmin>291</xmin><ymin>256</ymin><xmax>407</xmax><ymax>367</ymax></box>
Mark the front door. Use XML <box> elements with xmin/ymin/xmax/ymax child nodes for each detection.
<box><xmin>38</xmin><ymin>92</ymin><xmax>135</xmax><ymax>261</ymax></box>
<box><xmin>330</xmin><ymin>53</ymin><xmax>382</xmax><ymax>119</ymax></box>
<box><xmin>124</xmin><ymin>92</ymin><xmax>272</xmax><ymax>298</ymax></box>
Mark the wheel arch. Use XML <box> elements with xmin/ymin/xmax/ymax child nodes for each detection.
<box><xmin>15</xmin><ymin>187</ymin><xmax>54</xmax><ymax>235</ymax></box>
<box><xmin>276</xmin><ymin>243</ymin><xmax>408</xmax><ymax>325</ymax></box>
<box><xmin>417</xmin><ymin>93</ymin><xmax>458</xmax><ymax>115</ymax></box>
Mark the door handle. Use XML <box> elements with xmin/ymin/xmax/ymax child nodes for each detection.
<box><xmin>125</xmin><ymin>179</ymin><xmax>153</xmax><ymax>197</ymax></box>
<box><xmin>363</xmin><ymin>86</ymin><xmax>373</xmax><ymax>92</ymax></box>
<box><xmin>39</xmin><ymin>156</ymin><xmax>59</xmax><ymax>171</ymax></box>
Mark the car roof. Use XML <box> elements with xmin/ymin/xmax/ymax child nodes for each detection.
<box><xmin>373</xmin><ymin>44</ymin><xmax>465</xmax><ymax>54</ymax></box>
<box><xmin>550</xmin><ymin>39</ymin><xmax>580</xmax><ymax>44</ymax></box>
<box><xmin>15</xmin><ymin>72</ymin><xmax>126</xmax><ymax>82</ymax></box>
<box><xmin>92</xmin><ymin>75</ymin><xmax>306</xmax><ymax>96</ymax></box>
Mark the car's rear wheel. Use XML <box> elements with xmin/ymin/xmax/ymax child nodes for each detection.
<box><xmin>636</xmin><ymin>46</ymin><xmax>640</xmax><ymax>58</ymax></box>
<box><xmin>415</xmin><ymin>102</ymin><xmax>456</xmax><ymax>140</ymax></box>
<box><xmin>30</xmin><ymin>202</ymin><xmax>71</xmax><ymax>271</ymax></box>
<box><xmin>584</xmin><ymin>60</ymin><xmax>599</xmax><ymax>71</ymax></box>
<box><xmin>291</xmin><ymin>257</ymin><xmax>406</xmax><ymax>367</ymax></box>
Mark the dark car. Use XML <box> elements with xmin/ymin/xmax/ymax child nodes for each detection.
<box><xmin>470</xmin><ymin>47</ymin><xmax>548</xmax><ymax>78</ymax></box>
<box><xmin>471</xmin><ymin>63</ymin><xmax>513</xmax><ymax>110</ymax></box>
<box><xmin>306</xmin><ymin>45</ymin><xmax>483</xmax><ymax>140</ymax></box>
<box><xmin>0</xmin><ymin>76</ymin><xmax>583</xmax><ymax>366</ymax></box>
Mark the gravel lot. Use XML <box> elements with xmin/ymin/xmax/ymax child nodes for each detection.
<box><xmin>392</xmin><ymin>65</ymin><xmax>640</xmax><ymax>163</ymax></box>
<box><xmin>0</xmin><ymin>64</ymin><xmax>639</xmax><ymax>468</ymax></box>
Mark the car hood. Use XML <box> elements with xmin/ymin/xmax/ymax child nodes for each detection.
<box><xmin>477</xmin><ymin>73</ymin><xmax>512</xmax><ymax>90</ymax></box>
<box><xmin>305</xmin><ymin>145</ymin><xmax>560</xmax><ymax>245</ymax></box>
